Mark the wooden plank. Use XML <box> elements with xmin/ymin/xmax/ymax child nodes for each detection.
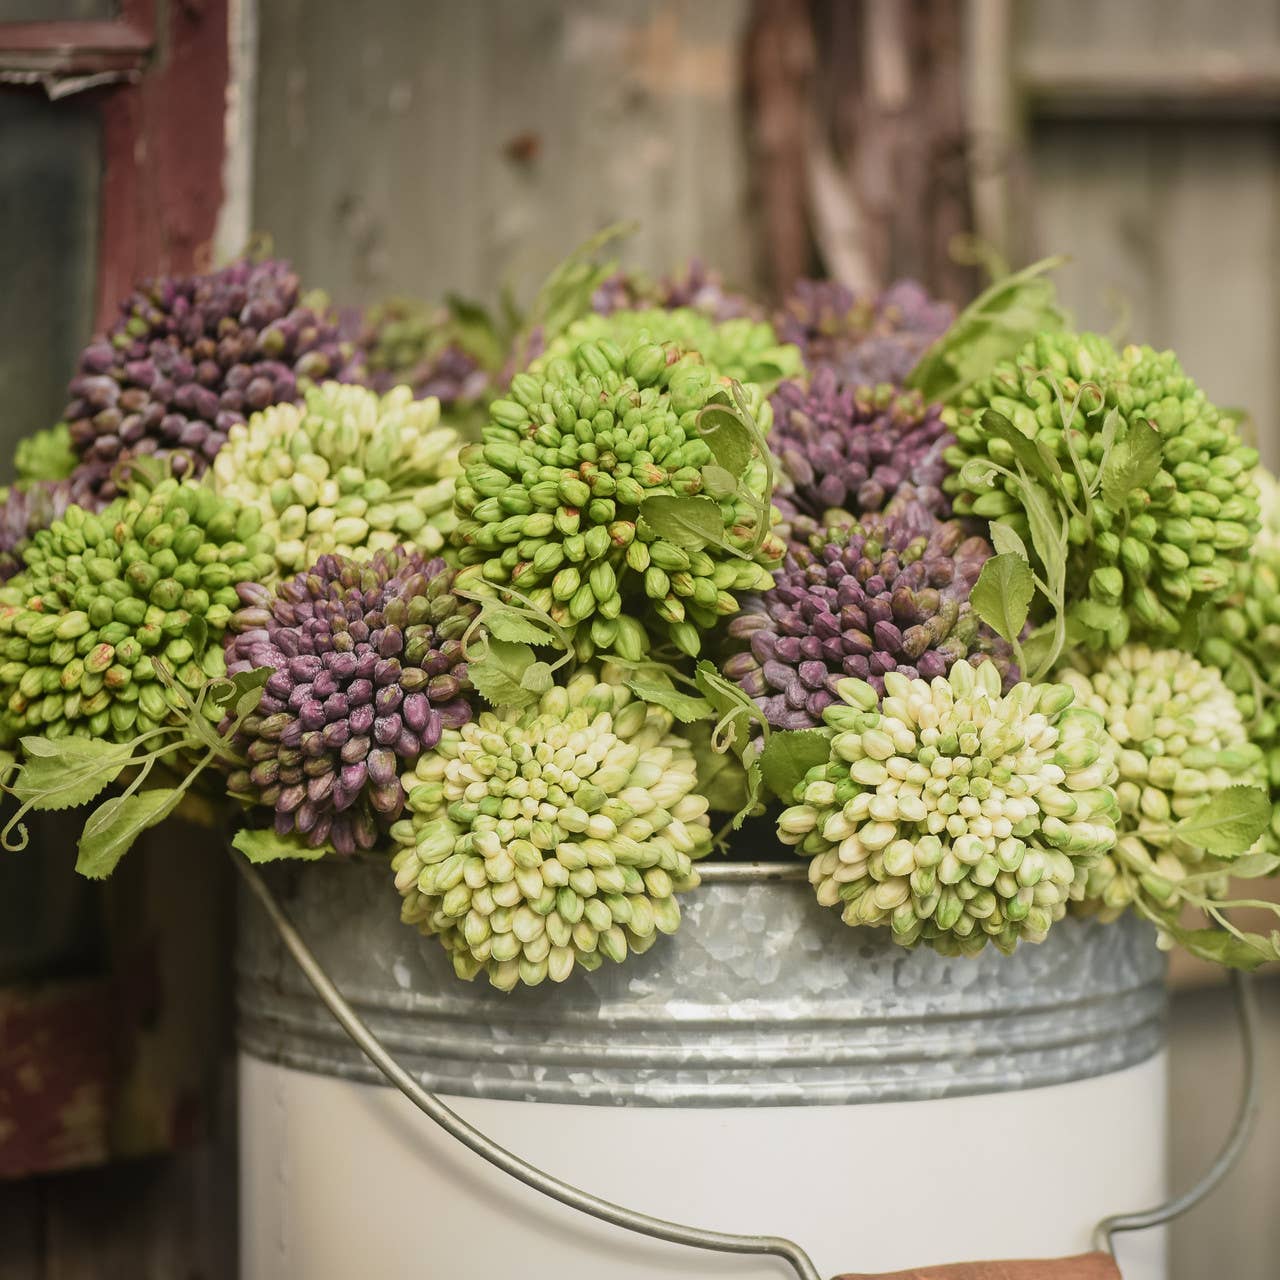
<box><xmin>0</xmin><ymin>1179</ymin><xmax>42</xmax><ymax>1280</ymax></box>
<box><xmin>252</xmin><ymin>0</ymin><xmax>757</xmax><ymax>309</ymax></box>
<box><xmin>1168</xmin><ymin>978</ymin><xmax>1280</xmax><ymax>1280</ymax></box>
<box><xmin>1152</xmin><ymin>123</ymin><xmax>1280</xmax><ymax>468</ymax></box>
<box><xmin>1026</xmin><ymin>122</ymin><xmax>1160</xmax><ymax>342</ymax></box>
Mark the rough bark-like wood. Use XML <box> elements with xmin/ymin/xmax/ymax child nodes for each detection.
<box><xmin>744</xmin><ymin>0</ymin><xmax>816</xmax><ymax>295</ymax></box>
<box><xmin>744</xmin><ymin>0</ymin><xmax>975</xmax><ymax>303</ymax></box>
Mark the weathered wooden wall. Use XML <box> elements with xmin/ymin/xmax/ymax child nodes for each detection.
<box><xmin>1019</xmin><ymin>0</ymin><xmax>1280</xmax><ymax>466</ymax></box>
<box><xmin>254</xmin><ymin>0</ymin><xmax>758</xmax><ymax>308</ymax></box>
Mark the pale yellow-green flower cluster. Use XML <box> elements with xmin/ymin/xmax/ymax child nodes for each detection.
<box><xmin>778</xmin><ymin>660</ymin><xmax>1119</xmax><ymax>955</ymax></box>
<box><xmin>390</xmin><ymin>667</ymin><xmax>711</xmax><ymax>990</ymax></box>
<box><xmin>210</xmin><ymin>382</ymin><xmax>461</xmax><ymax>574</ymax></box>
<box><xmin>1057</xmin><ymin>644</ymin><xmax>1267</xmax><ymax>921</ymax></box>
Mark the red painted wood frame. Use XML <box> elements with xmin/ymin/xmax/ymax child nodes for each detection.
<box><xmin>0</xmin><ymin>0</ymin><xmax>229</xmax><ymax>331</ymax></box>
<box><xmin>0</xmin><ymin>0</ymin><xmax>230</xmax><ymax>1179</ymax></box>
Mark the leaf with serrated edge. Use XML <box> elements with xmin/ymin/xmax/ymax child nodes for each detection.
<box><xmin>1071</xmin><ymin>598</ymin><xmax>1124</xmax><ymax>633</ymax></box>
<box><xmin>981</xmin><ymin>410</ymin><xmax>1061</xmax><ymax>486</ymax></box>
<box><xmin>697</xmin><ymin>406</ymin><xmax>754</xmax><ymax>478</ymax></box>
<box><xmin>1174</xmin><ymin>786</ymin><xmax>1270</xmax><ymax>857</ymax></box>
<box><xmin>468</xmin><ymin>638</ymin><xmax>539</xmax><ymax>710</ymax></box>
<box><xmin>760</xmin><ymin>729</ymin><xmax>833</xmax><ymax>805</ymax></box>
<box><xmin>989</xmin><ymin>523</ymin><xmax>1028</xmax><ymax>560</ymax></box>
<box><xmin>484</xmin><ymin>602</ymin><xmax>557</xmax><ymax>646</ymax></box>
<box><xmin>969</xmin><ymin>553</ymin><xmax>1033</xmax><ymax>646</ymax></box>
<box><xmin>76</xmin><ymin>788</ymin><xmax>182</xmax><ymax>879</ymax></box>
<box><xmin>701</xmin><ymin>464</ymin><xmax>740</xmax><ymax>499</ymax></box>
<box><xmin>520</xmin><ymin>661</ymin><xmax>555</xmax><ymax>695</ymax></box>
<box><xmin>232</xmin><ymin>826</ymin><xmax>331</xmax><ymax>864</ymax></box>
<box><xmin>626</xmin><ymin>682</ymin><xmax>712</xmax><ymax>723</ymax></box>
<box><xmin>1101</xmin><ymin>417</ymin><xmax>1163</xmax><ymax>513</ymax></box>
<box><xmin>1154</xmin><ymin>917</ymin><xmax>1274</xmax><ymax>971</ymax></box>
<box><xmin>13</xmin><ymin>738</ymin><xmax>134</xmax><ymax>812</ymax></box>
<box><xmin>640</xmin><ymin>495</ymin><xmax>727</xmax><ymax>550</ymax></box>
<box><xmin>1016</xmin><ymin>472</ymin><xmax>1068</xmax><ymax>589</ymax></box>
<box><xmin>212</xmin><ymin>666</ymin><xmax>271</xmax><ymax>710</ymax></box>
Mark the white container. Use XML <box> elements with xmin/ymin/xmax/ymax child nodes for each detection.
<box><xmin>237</xmin><ymin>861</ymin><xmax>1169</xmax><ymax>1279</ymax></box>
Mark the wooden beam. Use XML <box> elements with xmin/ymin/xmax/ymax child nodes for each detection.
<box><xmin>1022</xmin><ymin>51</ymin><xmax>1280</xmax><ymax>121</ymax></box>
<box><xmin>0</xmin><ymin>21</ymin><xmax>151</xmax><ymax>77</ymax></box>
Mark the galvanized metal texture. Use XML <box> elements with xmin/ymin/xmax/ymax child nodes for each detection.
<box><xmin>236</xmin><ymin>858</ymin><xmax>1167</xmax><ymax>1107</ymax></box>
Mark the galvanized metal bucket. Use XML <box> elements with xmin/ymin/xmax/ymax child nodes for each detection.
<box><xmin>236</xmin><ymin>857</ymin><xmax>1170</xmax><ymax>1279</ymax></box>
<box><xmin>238</xmin><ymin>858</ymin><xmax>1165</xmax><ymax>1106</ymax></box>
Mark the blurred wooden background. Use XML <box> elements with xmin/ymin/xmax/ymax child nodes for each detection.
<box><xmin>3</xmin><ymin>1</ymin><xmax>1280</xmax><ymax>1277</ymax></box>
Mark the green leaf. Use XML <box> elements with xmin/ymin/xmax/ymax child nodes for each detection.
<box><xmin>640</xmin><ymin>495</ymin><xmax>727</xmax><ymax>550</ymax></box>
<box><xmin>760</xmin><ymin>729</ymin><xmax>833</xmax><ymax>805</ymax></box>
<box><xmin>693</xmin><ymin>661</ymin><xmax>769</xmax><ymax>756</ymax></box>
<box><xmin>701</xmin><ymin>464</ymin><xmax>741</xmax><ymax>499</ymax></box>
<box><xmin>12</xmin><ymin>737</ymin><xmax>134</xmax><ymax>812</ymax></box>
<box><xmin>185</xmin><ymin>613</ymin><xmax>209</xmax><ymax>655</ymax></box>
<box><xmin>1070</xmin><ymin>598</ymin><xmax>1124</xmax><ymax>634</ymax></box>
<box><xmin>232</xmin><ymin>826</ymin><xmax>331</xmax><ymax>864</ymax></box>
<box><xmin>969</xmin><ymin>553</ymin><xmax>1034</xmax><ymax>645</ymax></box>
<box><xmin>520</xmin><ymin>661</ymin><xmax>555</xmax><ymax>695</ymax></box>
<box><xmin>1181</xmin><ymin>850</ymin><xmax>1280</xmax><ymax>887</ymax></box>
<box><xmin>989</xmin><ymin>523</ymin><xmax>1029</xmax><ymax>560</ymax></box>
<box><xmin>1019</xmin><ymin>623</ymin><xmax>1059</xmax><ymax>678</ymax></box>
<box><xmin>697</xmin><ymin>405</ymin><xmax>755</xmax><ymax>478</ymax></box>
<box><xmin>960</xmin><ymin>457</ymin><xmax>1003</xmax><ymax>491</ymax></box>
<box><xmin>906</xmin><ymin>257</ymin><xmax>1068</xmax><ymax>404</ymax></box>
<box><xmin>981</xmin><ymin>410</ymin><xmax>1062</xmax><ymax>487</ymax></box>
<box><xmin>485</xmin><ymin>604</ymin><xmax>557</xmax><ymax>647</ymax></box>
<box><xmin>1174</xmin><ymin>786</ymin><xmax>1271</xmax><ymax>857</ymax></box>
<box><xmin>626</xmin><ymin>682</ymin><xmax>713</xmax><ymax>723</ymax></box>
<box><xmin>469</xmin><ymin>638</ymin><xmax>540</xmax><ymax>710</ymax></box>
<box><xmin>211</xmin><ymin>666</ymin><xmax>271</xmax><ymax>711</ymax></box>
<box><xmin>1152</xmin><ymin>917</ymin><xmax>1276</xmax><ymax>971</ymax></box>
<box><xmin>1101</xmin><ymin>417</ymin><xmax>1163</xmax><ymax>512</ymax></box>
<box><xmin>76</xmin><ymin>787</ymin><xmax>182</xmax><ymax>879</ymax></box>
<box><xmin>1015</xmin><ymin>471</ymin><xmax>1069</xmax><ymax>589</ymax></box>
<box><xmin>1097</xmin><ymin>406</ymin><xmax>1122</xmax><ymax>473</ymax></box>
<box><xmin>529</xmin><ymin>222</ymin><xmax>635</xmax><ymax>342</ymax></box>
<box><xmin>1225</xmin><ymin>849</ymin><xmax>1280</xmax><ymax>880</ymax></box>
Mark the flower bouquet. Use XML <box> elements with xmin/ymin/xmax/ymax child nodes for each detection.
<box><xmin>4</xmin><ymin>237</ymin><xmax>1278</xmax><ymax>996</ymax></box>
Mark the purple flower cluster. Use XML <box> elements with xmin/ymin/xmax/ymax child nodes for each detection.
<box><xmin>725</xmin><ymin>498</ymin><xmax>1013</xmax><ymax>730</ymax></box>
<box><xmin>224</xmin><ymin>548</ymin><xmax>477</xmax><ymax>854</ymax></box>
<box><xmin>347</xmin><ymin>298</ymin><xmax>492</xmax><ymax>406</ymax></box>
<box><xmin>592</xmin><ymin>259</ymin><xmax>758</xmax><ymax>322</ymax></box>
<box><xmin>0</xmin><ymin>480</ymin><xmax>80</xmax><ymax>580</ymax></box>
<box><xmin>64</xmin><ymin>257</ymin><xmax>361</xmax><ymax>501</ymax></box>
<box><xmin>774</xmin><ymin>279</ymin><xmax>953</xmax><ymax>387</ymax></box>
<box><xmin>770</xmin><ymin>368</ymin><xmax>953</xmax><ymax>538</ymax></box>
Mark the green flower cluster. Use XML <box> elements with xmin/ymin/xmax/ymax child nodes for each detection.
<box><xmin>391</xmin><ymin>667</ymin><xmax>711</xmax><ymax>990</ymax></box>
<box><xmin>0</xmin><ymin>480</ymin><xmax>274</xmax><ymax>744</ymax></box>
<box><xmin>209</xmin><ymin>383</ymin><xmax>461</xmax><ymax>574</ymax></box>
<box><xmin>947</xmin><ymin>332</ymin><xmax>1259</xmax><ymax>646</ymax></box>
<box><xmin>453</xmin><ymin>336</ymin><xmax>782</xmax><ymax>657</ymax></box>
<box><xmin>777</xmin><ymin>660</ymin><xmax>1118</xmax><ymax>955</ymax></box>
<box><xmin>536</xmin><ymin>307</ymin><xmax>802</xmax><ymax>389</ymax></box>
<box><xmin>1057</xmin><ymin>645</ymin><xmax>1267</xmax><ymax>920</ymax></box>
<box><xmin>15</xmin><ymin>423</ymin><xmax>77</xmax><ymax>484</ymax></box>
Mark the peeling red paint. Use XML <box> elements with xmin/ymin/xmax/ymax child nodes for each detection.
<box><xmin>94</xmin><ymin>0</ymin><xmax>229</xmax><ymax>329</ymax></box>
<box><xmin>0</xmin><ymin>978</ymin><xmax>115</xmax><ymax>1179</ymax></box>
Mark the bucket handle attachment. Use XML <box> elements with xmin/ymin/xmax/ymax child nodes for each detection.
<box><xmin>236</xmin><ymin>856</ymin><xmax>1259</xmax><ymax>1280</ymax></box>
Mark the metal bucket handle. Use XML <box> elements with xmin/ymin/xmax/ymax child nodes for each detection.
<box><xmin>237</xmin><ymin>856</ymin><xmax>1260</xmax><ymax>1280</ymax></box>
